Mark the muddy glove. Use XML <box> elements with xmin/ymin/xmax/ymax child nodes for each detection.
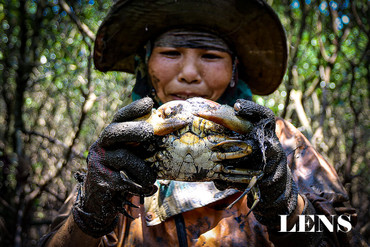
<box><xmin>72</xmin><ymin>97</ymin><xmax>158</xmax><ymax>238</ymax></box>
<box><xmin>215</xmin><ymin>99</ymin><xmax>298</xmax><ymax>230</ymax></box>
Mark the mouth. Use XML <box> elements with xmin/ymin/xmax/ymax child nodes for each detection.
<box><xmin>171</xmin><ymin>94</ymin><xmax>206</xmax><ymax>100</ymax></box>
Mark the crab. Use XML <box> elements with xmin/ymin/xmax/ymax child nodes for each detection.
<box><xmin>136</xmin><ymin>97</ymin><xmax>264</xmax><ymax>210</ymax></box>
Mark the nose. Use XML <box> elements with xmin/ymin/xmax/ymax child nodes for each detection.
<box><xmin>178</xmin><ymin>56</ymin><xmax>201</xmax><ymax>84</ymax></box>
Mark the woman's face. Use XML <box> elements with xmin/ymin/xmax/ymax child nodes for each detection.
<box><xmin>148</xmin><ymin>46</ymin><xmax>233</xmax><ymax>103</ymax></box>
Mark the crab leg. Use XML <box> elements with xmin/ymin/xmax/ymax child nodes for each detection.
<box><xmin>246</xmin><ymin>187</ymin><xmax>261</xmax><ymax>216</ymax></box>
<box><xmin>226</xmin><ymin>173</ymin><xmax>263</xmax><ymax>209</ymax></box>
<box><xmin>221</xmin><ymin>167</ymin><xmax>263</xmax><ymax>176</ymax></box>
<box><xmin>211</xmin><ymin>140</ymin><xmax>252</xmax><ymax>161</ymax></box>
<box><xmin>213</xmin><ymin>167</ymin><xmax>263</xmax><ymax>184</ymax></box>
<box><xmin>120</xmin><ymin>170</ymin><xmax>143</xmax><ymax>189</ymax></box>
<box><xmin>194</xmin><ymin>104</ymin><xmax>252</xmax><ymax>134</ymax></box>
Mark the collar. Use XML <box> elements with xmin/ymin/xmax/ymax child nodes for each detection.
<box><xmin>144</xmin><ymin>180</ymin><xmax>238</xmax><ymax>226</ymax></box>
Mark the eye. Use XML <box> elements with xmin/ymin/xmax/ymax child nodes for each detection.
<box><xmin>202</xmin><ymin>53</ymin><xmax>223</xmax><ymax>59</ymax></box>
<box><xmin>160</xmin><ymin>50</ymin><xmax>181</xmax><ymax>57</ymax></box>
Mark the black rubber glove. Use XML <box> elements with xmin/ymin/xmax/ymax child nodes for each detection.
<box><xmin>72</xmin><ymin>97</ymin><xmax>158</xmax><ymax>238</ymax></box>
<box><xmin>215</xmin><ymin>99</ymin><xmax>298</xmax><ymax>230</ymax></box>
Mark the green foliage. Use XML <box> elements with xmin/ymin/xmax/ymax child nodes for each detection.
<box><xmin>0</xmin><ymin>0</ymin><xmax>369</xmax><ymax>246</ymax></box>
<box><xmin>254</xmin><ymin>1</ymin><xmax>369</xmax><ymax>243</ymax></box>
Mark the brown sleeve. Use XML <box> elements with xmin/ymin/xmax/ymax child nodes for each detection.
<box><xmin>39</xmin><ymin>186</ymin><xmax>78</xmax><ymax>246</ymax></box>
<box><xmin>39</xmin><ymin>185</ymin><xmax>123</xmax><ymax>247</ymax></box>
<box><xmin>275</xmin><ymin>118</ymin><xmax>358</xmax><ymax>246</ymax></box>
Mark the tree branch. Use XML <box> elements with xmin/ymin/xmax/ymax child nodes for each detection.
<box><xmin>58</xmin><ymin>0</ymin><xmax>96</xmax><ymax>40</ymax></box>
<box><xmin>282</xmin><ymin>0</ymin><xmax>309</xmax><ymax>118</ymax></box>
<box><xmin>26</xmin><ymin>45</ymin><xmax>95</xmax><ymax>204</ymax></box>
<box><xmin>303</xmin><ymin>77</ymin><xmax>320</xmax><ymax>99</ymax></box>
<box><xmin>22</xmin><ymin>129</ymin><xmax>86</xmax><ymax>159</ymax></box>
<box><xmin>291</xmin><ymin>89</ymin><xmax>312</xmax><ymax>138</ymax></box>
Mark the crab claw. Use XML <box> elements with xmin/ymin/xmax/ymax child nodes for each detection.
<box><xmin>136</xmin><ymin>104</ymin><xmax>190</xmax><ymax>136</ymax></box>
<box><xmin>211</xmin><ymin>140</ymin><xmax>252</xmax><ymax>161</ymax></box>
<box><xmin>145</xmin><ymin>114</ymin><xmax>188</xmax><ymax>136</ymax></box>
<box><xmin>194</xmin><ymin>104</ymin><xmax>252</xmax><ymax>134</ymax></box>
<box><xmin>149</xmin><ymin>118</ymin><xmax>188</xmax><ymax>136</ymax></box>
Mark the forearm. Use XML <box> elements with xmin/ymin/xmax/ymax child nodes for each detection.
<box><xmin>286</xmin><ymin>194</ymin><xmax>305</xmax><ymax>230</ymax></box>
<box><xmin>269</xmin><ymin>194</ymin><xmax>324</xmax><ymax>247</ymax></box>
<box><xmin>44</xmin><ymin>214</ymin><xmax>101</xmax><ymax>247</ymax></box>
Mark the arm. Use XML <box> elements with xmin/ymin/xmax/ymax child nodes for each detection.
<box><xmin>286</xmin><ymin>194</ymin><xmax>305</xmax><ymax>230</ymax></box>
<box><xmin>274</xmin><ymin>118</ymin><xmax>357</xmax><ymax>246</ymax></box>
<box><xmin>212</xmin><ymin>99</ymin><xmax>325</xmax><ymax>246</ymax></box>
<box><xmin>238</xmin><ymin>102</ymin><xmax>356</xmax><ymax>246</ymax></box>
<box><xmin>44</xmin><ymin>214</ymin><xmax>100</xmax><ymax>247</ymax></box>
<box><xmin>41</xmin><ymin>98</ymin><xmax>158</xmax><ymax>246</ymax></box>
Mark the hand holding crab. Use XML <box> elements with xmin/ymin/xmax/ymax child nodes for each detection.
<box><xmin>202</xmin><ymin>99</ymin><xmax>299</xmax><ymax>229</ymax></box>
<box><xmin>72</xmin><ymin>97</ymin><xmax>160</xmax><ymax>237</ymax></box>
<box><xmin>142</xmin><ymin>98</ymin><xmax>298</xmax><ymax>229</ymax></box>
<box><xmin>142</xmin><ymin>97</ymin><xmax>261</xmax><ymax>184</ymax></box>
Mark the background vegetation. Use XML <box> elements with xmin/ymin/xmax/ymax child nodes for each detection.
<box><xmin>0</xmin><ymin>0</ymin><xmax>368</xmax><ymax>246</ymax></box>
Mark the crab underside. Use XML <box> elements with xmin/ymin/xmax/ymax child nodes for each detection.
<box><xmin>135</xmin><ymin>97</ymin><xmax>264</xmax><ymax>209</ymax></box>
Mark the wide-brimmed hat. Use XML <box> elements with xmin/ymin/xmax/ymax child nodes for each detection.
<box><xmin>94</xmin><ymin>0</ymin><xmax>288</xmax><ymax>95</ymax></box>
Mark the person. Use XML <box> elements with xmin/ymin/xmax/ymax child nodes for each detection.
<box><xmin>40</xmin><ymin>0</ymin><xmax>358</xmax><ymax>246</ymax></box>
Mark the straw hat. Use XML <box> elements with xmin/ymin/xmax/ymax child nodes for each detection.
<box><xmin>94</xmin><ymin>0</ymin><xmax>287</xmax><ymax>95</ymax></box>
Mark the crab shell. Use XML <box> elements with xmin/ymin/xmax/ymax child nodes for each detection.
<box><xmin>138</xmin><ymin>97</ymin><xmax>262</xmax><ymax>183</ymax></box>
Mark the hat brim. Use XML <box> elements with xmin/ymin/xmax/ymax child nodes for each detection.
<box><xmin>94</xmin><ymin>0</ymin><xmax>288</xmax><ymax>95</ymax></box>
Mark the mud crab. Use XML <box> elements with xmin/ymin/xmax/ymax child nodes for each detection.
<box><xmin>136</xmin><ymin>97</ymin><xmax>264</xmax><ymax>210</ymax></box>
